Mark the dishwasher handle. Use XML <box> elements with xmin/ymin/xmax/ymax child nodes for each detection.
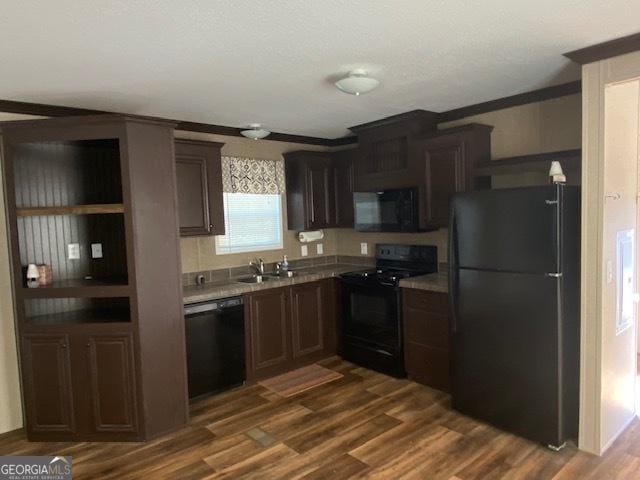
<box><xmin>184</xmin><ymin>296</ymin><xmax>243</xmax><ymax>316</ymax></box>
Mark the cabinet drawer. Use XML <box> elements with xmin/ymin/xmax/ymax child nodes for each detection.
<box><xmin>405</xmin><ymin>343</ymin><xmax>450</xmax><ymax>392</ymax></box>
<box><xmin>404</xmin><ymin>289</ymin><xmax>449</xmax><ymax>316</ymax></box>
<box><xmin>404</xmin><ymin>308</ymin><xmax>449</xmax><ymax>350</ymax></box>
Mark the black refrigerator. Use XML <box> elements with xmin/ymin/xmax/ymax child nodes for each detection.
<box><xmin>448</xmin><ymin>184</ymin><xmax>580</xmax><ymax>449</ymax></box>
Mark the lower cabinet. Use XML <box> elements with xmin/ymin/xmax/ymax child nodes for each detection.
<box><xmin>290</xmin><ymin>281</ymin><xmax>325</xmax><ymax>358</ymax></box>
<box><xmin>403</xmin><ymin>289</ymin><xmax>451</xmax><ymax>392</ymax></box>
<box><xmin>245</xmin><ymin>279</ymin><xmax>337</xmax><ymax>381</ymax></box>
<box><xmin>21</xmin><ymin>330</ymin><xmax>139</xmax><ymax>440</ymax></box>
<box><xmin>21</xmin><ymin>334</ymin><xmax>75</xmax><ymax>434</ymax></box>
<box><xmin>85</xmin><ymin>333</ymin><xmax>138</xmax><ymax>433</ymax></box>
<box><xmin>245</xmin><ymin>287</ymin><xmax>291</xmax><ymax>380</ymax></box>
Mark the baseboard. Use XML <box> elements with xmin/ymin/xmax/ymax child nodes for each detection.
<box><xmin>600</xmin><ymin>414</ymin><xmax>637</xmax><ymax>454</ymax></box>
<box><xmin>0</xmin><ymin>426</ymin><xmax>24</xmax><ymax>440</ymax></box>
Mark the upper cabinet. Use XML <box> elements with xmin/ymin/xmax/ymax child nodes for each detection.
<box><xmin>175</xmin><ymin>139</ymin><xmax>225</xmax><ymax>236</ymax></box>
<box><xmin>348</xmin><ymin>111</ymin><xmax>492</xmax><ymax>230</ymax></box>
<box><xmin>349</xmin><ymin>110</ymin><xmax>438</xmax><ymax>191</ymax></box>
<box><xmin>331</xmin><ymin>149</ymin><xmax>356</xmax><ymax>228</ymax></box>
<box><xmin>416</xmin><ymin>124</ymin><xmax>493</xmax><ymax>229</ymax></box>
<box><xmin>284</xmin><ymin>149</ymin><xmax>355</xmax><ymax>230</ymax></box>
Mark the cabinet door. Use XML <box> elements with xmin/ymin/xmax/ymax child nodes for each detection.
<box><xmin>85</xmin><ymin>332</ymin><xmax>138</xmax><ymax>433</ymax></box>
<box><xmin>290</xmin><ymin>282</ymin><xmax>325</xmax><ymax>359</ymax></box>
<box><xmin>403</xmin><ymin>289</ymin><xmax>451</xmax><ymax>392</ymax></box>
<box><xmin>332</xmin><ymin>150</ymin><xmax>355</xmax><ymax>228</ymax></box>
<box><xmin>175</xmin><ymin>139</ymin><xmax>225</xmax><ymax>236</ymax></box>
<box><xmin>246</xmin><ymin>288</ymin><xmax>291</xmax><ymax>379</ymax></box>
<box><xmin>21</xmin><ymin>334</ymin><xmax>75</xmax><ymax>434</ymax></box>
<box><xmin>306</xmin><ymin>160</ymin><xmax>333</xmax><ymax>229</ymax></box>
<box><xmin>422</xmin><ymin>138</ymin><xmax>465</xmax><ymax>228</ymax></box>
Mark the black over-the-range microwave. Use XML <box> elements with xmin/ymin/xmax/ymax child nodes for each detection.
<box><xmin>353</xmin><ymin>188</ymin><xmax>419</xmax><ymax>232</ymax></box>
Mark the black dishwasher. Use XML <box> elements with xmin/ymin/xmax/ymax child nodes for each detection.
<box><xmin>184</xmin><ymin>296</ymin><xmax>245</xmax><ymax>399</ymax></box>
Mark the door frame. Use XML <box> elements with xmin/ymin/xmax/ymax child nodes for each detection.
<box><xmin>580</xmin><ymin>50</ymin><xmax>640</xmax><ymax>455</ymax></box>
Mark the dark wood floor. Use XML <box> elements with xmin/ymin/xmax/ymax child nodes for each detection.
<box><xmin>2</xmin><ymin>357</ymin><xmax>640</xmax><ymax>479</ymax></box>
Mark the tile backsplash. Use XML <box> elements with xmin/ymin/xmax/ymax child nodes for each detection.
<box><xmin>182</xmin><ymin>254</ymin><xmax>375</xmax><ymax>286</ymax></box>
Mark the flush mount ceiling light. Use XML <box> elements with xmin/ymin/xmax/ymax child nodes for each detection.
<box><xmin>334</xmin><ymin>69</ymin><xmax>380</xmax><ymax>96</ymax></box>
<box><xmin>241</xmin><ymin>123</ymin><xmax>270</xmax><ymax>140</ymax></box>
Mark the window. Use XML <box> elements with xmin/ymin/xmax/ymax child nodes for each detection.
<box><xmin>215</xmin><ymin>192</ymin><xmax>283</xmax><ymax>254</ymax></box>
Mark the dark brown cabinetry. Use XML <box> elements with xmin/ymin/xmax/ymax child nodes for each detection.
<box><xmin>403</xmin><ymin>289</ymin><xmax>451</xmax><ymax>392</ymax></box>
<box><xmin>245</xmin><ymin>287</ymin><xmax>291</xmax><ymax>379</ymax></box>
<box><xmin>21</xmin><ymin>330</ymin><xmax>138</xmax><ymax>438</ymax></box>
<box><xmin>349</xmin><ymin>111</ymin><xmax>492</xmax><ymax>230</ymax></box>
<box><xmin>284</xmin><ymin>149</ymin><xmax>355</xmax><ymax>230</ymax></box>
<box><xmin>21</xmin><ymin>334</ymin><xmax>75</xmax><ymax>434</ymax></box>
<box><xmin>175</xmin><ymin>139</ymin><xmax>225</xmax><ymax>236</ymax></box>
<box><xmin>245</xmin><ymin>279</ymin><xmax>336</xmax><ymax>381</ymax></box>
<box><xmin>1</xmin><ymin>115</ymin><xmax>188</xmax><ymax>442</ymax></box>
<box><xmin>331</xmin><ymin>149</ymin><xmax>356</xmax><ymax>228</ymax></box>
<box><xmin>349</xmin><ymin>110</ymin><xmax>438</xmax><ymax>192</ymax></box>
<box><xmin>85</xmin><ymin>332</ymin><xmax>137</xmax><ymax>433</ymax></box>
<box><xmin>290</xmin><ymin>281</ymin><xmax>325</xmax><ymax>358</ymax></box>
<box><xmin>416</xmin><ymin>124</ymin><xmax>493</xmax><ymax>229</ymax></box>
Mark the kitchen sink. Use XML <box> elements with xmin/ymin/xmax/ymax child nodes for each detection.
<box><xmin>236</xmin><ymin>275</ymin><xmax>271</xmax><ymax>284</ymax></box>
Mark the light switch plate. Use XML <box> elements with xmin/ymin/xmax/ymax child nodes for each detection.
<box><xmin>91</xmin><ymin>243</ymin><xmax>103</xmax><ymax>259</ymax></box>
<box><xmin>68</xmin><ymin>243</ymin><xmax>80</xmax><ymax>260</ymax></box>
<box><xmin>360</xmin><ymin>242</ymin><xmax>368</xmax><ymax>255</ymax></box>
<box><xmin>316</xmin><ymin>243</ymin><xmax>323</xmax><ymax>255</ymax></box>
<box><xmin>301</xmin><ymin>245</ymin><xmax>308</xmax><ymax>257</ymax></box>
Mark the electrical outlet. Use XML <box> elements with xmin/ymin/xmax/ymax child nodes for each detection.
<box><xmin>68</xmin><ymin>243</ymin><xmax>80</xmax><ymax>260</ymax></box>
<box><xmin>316</xmin><ymin>243</ymin><xmax>323</xmax><ymax>255</ymax></box>
<box><xmin>301</xmin><ymin>245</ymin><xmax>308</xmax><ymax>257</ymax></box>
<box><xmin>91</xmin><ymin>243</ymin><xmax>103</xmax><ymax>259</ymax></box>
<box><xmin>360</xmin><ymin>242</ymin><xmax>368</xmax><ymax>255</ymax></box>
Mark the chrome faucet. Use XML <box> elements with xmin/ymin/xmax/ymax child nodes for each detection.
<box><xmin>250</xmin><ymin>258</ymin><xmax>265</xmax><ymax>275</ymax></box>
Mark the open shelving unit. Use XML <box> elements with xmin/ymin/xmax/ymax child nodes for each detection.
<box><xmin>1</xmin><ymin>115</ymin><xmax>188</xmax><ymax>442</ymax></box>
<box><xmin>10</xmin><ymin>137</ymin><xmax>130</xmax><ymax>321</ymax></box>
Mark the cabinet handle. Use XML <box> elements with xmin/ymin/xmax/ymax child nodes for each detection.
<box><xmin>60</xmin><ymin>343</ymin><xmax>67</xmax><ymax>348</ymax></box>
<box><xmin>209</xmin><ymin>224</ymin><xmax>213</xmax><ymax>229</ymax></box>
<box><xmin>85</xmin><ymin>342</ymin><xmax>91</xmax><ymax>348</ymax></box>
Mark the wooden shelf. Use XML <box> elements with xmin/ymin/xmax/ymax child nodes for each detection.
<box><xmin>473</xmin><ymin>149</ymin><xmax>581</xmax><ymax>177</ymax></box>
<box><xmin>20</xmin><ymin>277</ymin><xmax>130</xmax><ymax>299</ymax></box>
<box><xmin>16</xmin><ymin>203</ymin><xmax>124</xmax><ymax>217</ymax></box>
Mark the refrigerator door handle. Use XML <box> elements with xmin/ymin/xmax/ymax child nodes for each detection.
<box><xmin>448</xmin><ymin>204</ymin><xmax>459</xmax><ymax>333</ymax></box>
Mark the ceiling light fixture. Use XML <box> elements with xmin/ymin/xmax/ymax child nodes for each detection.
<box><xmin>334</xmin><ymin>69</ymin><xmax>380</xmax><ymax>96</ymax></box>
<box><xmin>241</xmin><ymin>123</ymin><xmax>270</xmax><ymax>140</ymax></box>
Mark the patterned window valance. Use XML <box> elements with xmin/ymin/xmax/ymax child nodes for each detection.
<box><xmin>221</xmin><ymin>156</ymin><xmax>285</xmax><ymax>194</ymax></box>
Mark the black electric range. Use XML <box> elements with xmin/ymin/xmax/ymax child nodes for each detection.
<box><xmin>340</xmin><ymin>244</ymin><xmax>438</xmax><ymax>377</ymax></box>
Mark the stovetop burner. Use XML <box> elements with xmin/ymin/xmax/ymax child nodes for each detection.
<box><xmin>341</xmin><ymin>244</ymin><xmax>438</xmax><ymax>286</ymax></box>
<box><xmin>344</xmin><ymin>268</ymin><xmax>417</xmax><ymax>277</ymax></box>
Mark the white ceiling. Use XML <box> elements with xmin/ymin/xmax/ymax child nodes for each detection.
<box><xmin>1</xmin><ymin>1</ymin><xmax>639</xmax><ymax>138</ymax></box>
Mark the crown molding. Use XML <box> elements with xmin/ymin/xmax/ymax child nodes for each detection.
<box><xmin>436</xmin><ymin>81</ymin><xmax>581</xmax><ymax>123</ymax></box>
<box><xmin>0</xmin><ymin>99</ymin><xmax>355</xmax><ymax>146</ymax></box>
<box><xmin>0</xmin><ymin>79</ymin><xmax>582</xmax><ymax>147</ymax></box>
<box><xmin>564</xmin><ymin>32</ymin><xmax>640</xmax><ymax>65</ymax></box>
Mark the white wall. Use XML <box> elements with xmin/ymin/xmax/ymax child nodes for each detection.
<box><xmin>0</xmin><ymin>133</ymin><xmax>23</xmax><ymax>433</ymax></box>
<box><xmin>580</xmin><ymin>51</ymin><xmax>640</xmax><ymax>455</ymax></box>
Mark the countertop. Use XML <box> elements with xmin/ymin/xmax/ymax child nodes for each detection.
<box><xmin>183</xmin><ymin>263</ymin><xmax>450</xmax><ymax>304</ymax></box>
<box><xmin>183</xmin><ymin>263</ymin><xmax>365</xmax><ymax>304</ymax></box>
<box><xmin>399</xmin><ymin>271</ymin><xmax>449</xmax><ymax>293</ymax></box>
